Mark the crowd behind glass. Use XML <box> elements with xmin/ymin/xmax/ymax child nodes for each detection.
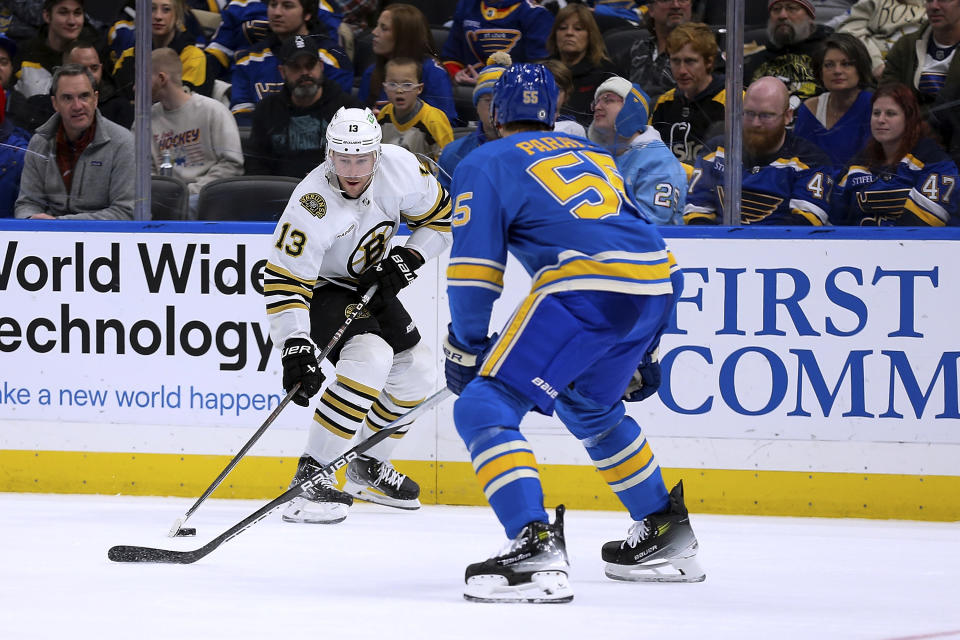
<box><xmin>0</xmin><ymin>0</ymin><xmax>957</xmax><ymax>226</ymax></box>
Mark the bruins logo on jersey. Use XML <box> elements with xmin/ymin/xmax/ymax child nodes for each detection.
<box><xmin>299</xmin><ymin>193</ymin><xmax>327</xmax><ymax>218</ymax></box>
<box><xmin>344</xmin><ymin>303</ymin><xmax>371</xmax><ymax>319</ymax></box>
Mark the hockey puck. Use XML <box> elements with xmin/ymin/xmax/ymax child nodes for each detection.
<box><xmin>174</xmin><ymin>527</ymin><xmax>196</xmax><ymax>537</ymax></box>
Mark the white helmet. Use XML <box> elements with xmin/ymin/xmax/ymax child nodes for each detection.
<box><xmin>326</xmin><ymin>107</ymin><xmax>382</xmax><ymax>155</ymax></box>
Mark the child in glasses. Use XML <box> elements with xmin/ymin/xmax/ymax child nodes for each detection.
<box><xmin>378</xmin><ymin>57</ymin><xmax>454</xmax><ymax>162</ymax></box>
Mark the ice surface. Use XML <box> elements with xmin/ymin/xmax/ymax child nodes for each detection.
<box><xmin>1</xmin><ymin>494</ymin><xmax>958</xmax><ymax>640</ymax></box>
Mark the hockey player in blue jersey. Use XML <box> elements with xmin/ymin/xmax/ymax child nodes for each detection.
<box><xmin>443</xmin><ymin>63</ymin><xmax>705</xmax><ymax>604</ymax></box>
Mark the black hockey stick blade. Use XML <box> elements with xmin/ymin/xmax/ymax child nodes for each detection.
<box><xmin>108</xmin><ymin>387</ymin><xmax>452</xmax><ymax>564</ymax></box>
<box><xmin>165</xmin><ymin>284</ymin><xmax>379</xmax><ymax>537</ymax></box>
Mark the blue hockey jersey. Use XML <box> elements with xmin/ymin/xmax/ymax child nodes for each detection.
<box><xmin>441</xmin><ymin>0</ymin><xmax>552</xmax><ymax>72</ymax></box>
<box><xmin>832</xmin><ymin>137</ymin><xmax>959</xmax><ymax>226</ymax></box>
<box><xmin>684</xmin><ymin>133</ymin><xmax>834</xmax><ymax>225</ymax></box>
<box><xmin>436</xmin><ymin>127</ymin><xmax>488</xmax><ymax>189</ymax></box>
<box><xmin>205</xmin><ymin>0</ymin><xmax>342</xmax><ymax>74</ymax></box>
<box><xmin>447</xmin><ymin>130</ymin><xmax>676</xmax><ymax>352</ymax></box>
<box><xmin>615</xmin><ymin>128</ymin><xmax>687</xmax><ymax>225</ymax></box>
<box><xmin>230</xmin><ymin>31</ymin><xmax>352</xmax><ymax>125</ymax></box>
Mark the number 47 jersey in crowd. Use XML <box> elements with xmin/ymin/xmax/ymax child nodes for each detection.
<box><xmin>447</xmin><ymin>130</ymin><xmax>678</xmax><ymax>358</ymax></box>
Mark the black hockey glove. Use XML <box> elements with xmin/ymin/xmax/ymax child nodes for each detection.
<box><xmin>623</xmin><ymin>347</ymin><xmax>661</xmax><ymax>402</ymax></box>
<box><xmin>358</xmin><ymin>246</ymin><xmax>425</xmax><ymax>311</ymax></box>
<box><xmin>443</xmin><ymin>329</ymin><xmax>497</xmax><ymax>396</ymax></box>
<box><xmin>281</xmin><ymin>338</ymin><xmax>324</xmax><ymax>407</ymax></box>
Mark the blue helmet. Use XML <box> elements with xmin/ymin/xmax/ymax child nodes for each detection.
<box><xmin>492</xmin><ymin>63</ymin><xmax>558</xmax><ymax>128</ymax></box>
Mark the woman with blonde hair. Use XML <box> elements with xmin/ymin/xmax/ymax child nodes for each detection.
<box><xmin>546</xmin><ymin>4</ymin><xmax>618</xmax><ymax>126</ymax></box>
<box><xmin>113</xmin><ymin>0</ymin><xmax>212</xmax><ymax>97</ymax></box>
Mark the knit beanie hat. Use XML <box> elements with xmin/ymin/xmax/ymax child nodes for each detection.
<box><xmin>768</xmin><ymin>0</ymin><xmax>815</xmax><ymax>18</ymax></box>
<box><xmin>473</xmin><ymin>51</ymin><xmax>512</xmax><ymax>106</ymax></box>
<box><xmin>614</xmin><ymin>82</ymin><xmax>652</xmax><ymax>137</ymax></box>
<box><xmin>593</xmin><ymin>76</ymin><xmax>633</xmax><ymax>104</ymax></box>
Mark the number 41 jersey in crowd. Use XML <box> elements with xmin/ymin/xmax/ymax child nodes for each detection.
<box><xmin>264</xmin><ymin>144</ymin><xmax>452</xmax><ymax>346</ymax></box>
<box><xmin>446</xmin><ymin>130</ymin><xmax>678</xmax><ymax>353</ymax></box>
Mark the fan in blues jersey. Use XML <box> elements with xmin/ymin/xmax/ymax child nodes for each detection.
<box><xmin>833</xmin><ymin>82</ymin><xmax>959</xmax><ymax>225</ymax></box>
<box><xmin>685</xmin><ymin>76</ymin><xmax>835</xmax><ymax>225</ymax></box>
<box><xmin>444</xmin><ymin>62</ymin><xmax>704</xmax><ymax>604</ymax></box>
<box><xmin>587</xmin><ymin>75</ymin><xmax>686</xmax><ymax>224</ymax></box>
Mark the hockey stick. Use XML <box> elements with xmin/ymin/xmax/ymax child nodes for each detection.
<box><xmin>109</xmin><ymin>386</ymin><xmax>453</xmax><ymax>564</ymax></box>
<box><xmin>167</xmin><ymin>284</ymin><xmax>378</xmax><ymax>537</ymax></box>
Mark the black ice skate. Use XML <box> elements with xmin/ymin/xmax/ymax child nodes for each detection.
<box><xmin>342</xmin><ymin>454</ymin><xmax>421</xmax><ymax>510</ymax></box>
<box><xmin>602</xmin><ymin>480</ymin><xmax>706</xmax><ymax>583</ymax></box>
<box><xmin>463</xmin><ymin>505</ymin><xmax>573</xmax><ymax>604</ymax></box>
<box><xmin>282</xmin><ymin>455</ymin><xmax>354</xmax><ymax>524</ymax></box>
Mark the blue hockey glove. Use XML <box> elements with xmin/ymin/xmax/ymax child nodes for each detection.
<box><xmin>623</xmin><ymin>347</ymin><xmax>661</xmax><ymax>402</ymax></box>
<box><xmin>443</xmin><ymin>332</ymin><xmax>495</xmax><ymax>395</ymax></box>
<box><xmin>281</xmin><ymin>338</ymin><xmax>324</xmax><ymax>407</ymax></box>
<box><xmin>358</xmin><ymin>246</ymin><xmax>425</xmax><ymax>311</ymax></box>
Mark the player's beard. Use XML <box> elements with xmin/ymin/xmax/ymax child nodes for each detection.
<box><xmin>743</xmin><ymin>125</ymin><xmax>784</xmax><ymax>157</ymax></box>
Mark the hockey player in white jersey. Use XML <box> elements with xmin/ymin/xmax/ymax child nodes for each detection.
<box><xmin>264</xmin><ymin>107</ymin><xmax>452</xmax><ymax>524</ymax></box>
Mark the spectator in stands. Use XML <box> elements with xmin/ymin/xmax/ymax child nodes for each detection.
<box><xmin>546</xmin><ymin>4</ymin><xmax>618</xmax><ymax>126</ymax></box>
<box><xmin>612</xmin><ymin>0</ymin><xmax>693</xmax><ymax>105</ymax></box>
<box><xmin>339</xmin><ymin>0</ymin><xmax>377</xmax><ymax>37</ymax></box>
<box><xmin>540</xmin><ymin>58</ymin><xmax>587</xmax><ymax>137</ymax></box>
<box><xmin>833</xmin><ymin>82</ymin><xmax>959</xmax><ymax>225</ymax></box>
<box><xmin>587</xmin><ymin>76</ymin><xmax>687</xmax><ymax>224</ymax></box>
<box><xmin>743</xmin><ymin>0</ymin><xmax>833</xmax><ymax>109</ymax></box>
<box><xmin>109</xmin><ymin>0</ymin><xmax>216</xmax><ymax>68</ymax></box>
<box><xmin>113</xmin><ymin>0</ymin><xmax>213</xmax><ymax>100</ymax></box>
<box><xmin>835</xmin><ymin>0</ymin><xmax>926</xmax><ymax>79</ymax></box>
<box><xmin>247</xmin><ymin>33</ymin><xmax>361</xmax><ymax>177</ymax></box>
<box><xmin>794</xmin><ymin>33</ymin><xmax>874</xmax><ymax>165</ymax></box>
<box><xmin>359</xmin><ymin>4</ymin><xmax>457</xmax><ymax>124</ymax></box>
<box><xmin>436</xmin><ymin>52</ymin><xmax>508</xmax><ymax>189</ymax></box>
<box><xmin>230</xmin><ymin>0</ymin><xmax>352</xmax><ymax>126</ymax></box>
<box><xmin>1</xmin><ymin>35</ymin><xmax>40</xmax><ymax>133</ymax></box>
<box><xmin>65</xmin><ymin>41</ymin><xmax>134</xmax><ymax>128</ymax></box>
<box><xmin>203</xmin><ymin>0</ymin><xmax>342</xmax><ymax>80</ymax></box>
<box><xmin>685</xmin><ymin>76</ymin><xmax>834</xmax><ymax>225</ymax></box>
<box><xmin>441</xmin><ymin>0</ymin><xmax>552</xmax><ymax>85</ymax></box>
<box><xmin>0</xmin><ymin>1</ymin><xmax>45</xmax><ymax>42</ymax></box>
<box><xmin>151</xmin><ymin>48</ymin><xmax>243</xmax><ymax>217</ymax></box>
<box><xmin>13</xmin><ymin>0</ymin><xmax>103</xmax><ymax>99</ymax></box>
<box><xmin>882</xmin><ymin>0</ymin><xmax>960</xmax><ymax>106</ymax></box>
<box><xmin>928</xmin><ymin>76</ymin><xmax>960</xmax><ymax>170</ymax></box>
<box><xmin>0</xmin><ymin>33</ymin><xmax>13</xmax><ymax>94</ymax></box>
<box><xmin>15</xmin><ymin>64</ymin><xmax>134</xmax><ymax>219</ymax></box>
<box><xmin>377</xmin><ymin>56</ymin><xmax>453</xmax><ymax>160</ymax></box>
<box><xmin>0</xmin><ymin>88</ymin><xmax>31</xmax><ymax>217</ymax></box>
<box><xmin>648</xmin><ymin>21</ymin><xmax>725</xmax><ymax>166</ymax></box>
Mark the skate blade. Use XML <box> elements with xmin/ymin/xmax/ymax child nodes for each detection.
<box><xmin>464</xmin><ymin>571</ymin><xmax>573</xmax><ymax>604</ymax></box>
<box><xmin>604</xmin><ymin>555</ymin><xmax>706</xmax><ymax>583</ymax></box>
<box><xmin>281</xmin><ymin>498</ymin><xmax>349</xmax><ymax>524</ymax></box>
<box><xmin>342</xmin><ymin>480</ymin><xmax>421</xmax><ymax>510</ymax></box>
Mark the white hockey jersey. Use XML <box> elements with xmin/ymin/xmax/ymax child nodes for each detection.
<box><xmin>264</xmin><ymin>144</ymin><xmax>452</xmax><ymax>346</ymax></box>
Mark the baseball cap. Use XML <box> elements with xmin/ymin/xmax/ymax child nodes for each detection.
<box><xmin>276</xmin><ymin>34</ymin><xmax>321</xmax><ymax>65</ymax></box>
